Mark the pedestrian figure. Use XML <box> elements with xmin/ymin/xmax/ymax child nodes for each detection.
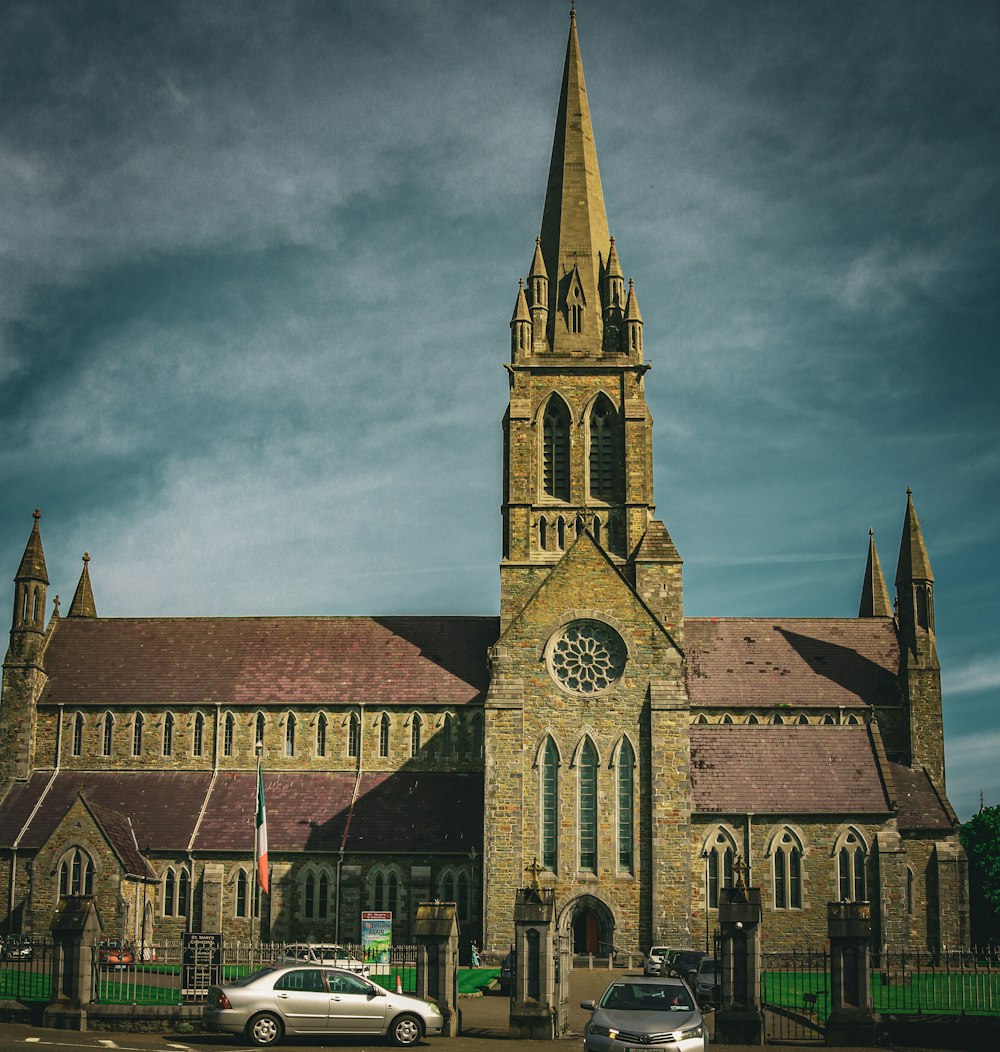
<box><xmin>471</xmin><ymin>941</ymin><xmax>481</xmax><ymax>967</ymax></box>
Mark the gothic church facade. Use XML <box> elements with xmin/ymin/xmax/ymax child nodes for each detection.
<box><xmin>0</xmin><ymin>12</ymin><xmax>967</xmax><ymax>958</ymax></box>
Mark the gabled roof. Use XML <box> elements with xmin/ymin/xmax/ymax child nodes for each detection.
<box><xmin>83</xmin><ymin>797</ymin><xmax>156</xmax><ymax>879</ymax></box>
<box><xmin>889</xmin><ymin>763</ymin><xmax>957</xmax><ymax>832</ymax></box>
<box><xmin>38</xmin><ymin>616</ymin><xmax>498</xmax><ymax>708</ymax></box>
<box><xmin>0</xmin><ymin>770</ymin><xmax>483</xmax><ymax>856</ymax></box>
<box><xmin>684</xmin><ymin>618</ymin><xmax>901</xmax><ymax>709</ymax></box>
<box><xmin>690</xmin><ymin>725</ymin><xmax>891</xmax><ymax>815</ymax></box>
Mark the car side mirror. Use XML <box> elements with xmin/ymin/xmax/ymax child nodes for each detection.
<box><xmin>580</xmin><ymin>1000</ymin><xmax>596</xmax><ymax>1010</ymax></box>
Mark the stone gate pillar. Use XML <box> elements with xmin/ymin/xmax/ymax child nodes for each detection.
<box><xmin>714</xmin><ymin>882</ymin><xmax>764</xmax><ymax>1046</ymax></box>
<box><xmin>413</xmin><ymin>901</ymin><xmax>460</xmax><ymax>1037</ymax></box>
<box><xmin>827</xmin><ymin>902</ymin><xmax>875</xmax><ymax>1047</ymax></box>
<box><xmin>44</xmin><ymin>895</ymin><xmax>102</xmax><ymax>1031</ymax></box>
<box><xmin>509</xmin><ymin>885</ymin><xmax>562</xmax><ymax>1038</ymax></box>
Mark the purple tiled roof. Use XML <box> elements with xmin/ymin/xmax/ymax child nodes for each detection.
<box><xmin>685</xmin><ymin>618</ymin><xmax>901</xmax><ymax>709</ymax></box>
<box><xmin>889</xmin><ymin>763</ymin><xmax>956</xmax><ymax>832</ymax></box>
<box><xmin>0</xmin><ymin>770</ymin><xmax>483</xmax><ymax>856</ymax></box>
<box><xmin>86</xmin><ymin>799</ymin><xmax>157</xmax><ymax>878</ymax></box>
<box><xmin>690</xmin><ymin>725</ymin><xmax>891</xmax><ymax>814</ymax></box>
<box><xmin>194</xmin><ymin>771</ymin><xmax>483</xmax><ymax>854</ymax></box>
<box><xmin>39</xmin><ymin>617</ymin><xmax>499</xmax><ymax>708</ymax></box>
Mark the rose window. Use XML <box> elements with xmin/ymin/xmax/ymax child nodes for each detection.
<box><xmin>547</xmin><ymin>619</ymin><xmax>626</xmax><ymax>695</ymax></box>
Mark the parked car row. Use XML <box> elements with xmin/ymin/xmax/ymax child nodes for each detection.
<box><xmin>643</xmin><ymin>946</ymin><xmax>718</xmax><ymax>1009</ymax></box>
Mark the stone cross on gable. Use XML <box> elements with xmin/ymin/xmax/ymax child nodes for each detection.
<box><xmin>525</xmin><ymin>856</ymin><xmax>544</xmax><ymax>890</ymax></box>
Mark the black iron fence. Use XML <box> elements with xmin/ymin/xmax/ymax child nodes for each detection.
<box><xmin>760</xmin><ymin>949</ymin><xmax>830</xmax><ymax>1044</ymax></box>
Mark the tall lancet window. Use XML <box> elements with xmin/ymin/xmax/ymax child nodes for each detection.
<box><xmin>617</xmin><ymin>738</ymin><xmax>635</xmax><ymax>873</ymax></box>
<box><xmin>578</xmin><ymin>737</ymin><xmax>598</xmax><ymax>872</ymax></box>
<box><xmin>589</xmin><ymin>396</ymin><xmax>617</xmax><ymax>502</ymax></box>
<box><xmin>542</xmin><ymin>397</ymin><xmax>570</xmax><ymax>501</ymax></box>
<box><xmin>541</xmin><ymin>737</ymin><xmax>559</xmax><ymax>871</ymax></box>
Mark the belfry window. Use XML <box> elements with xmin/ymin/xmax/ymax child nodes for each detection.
<box><xmin>541</xmin><ymin>737</ymin><xmax>559</xmax><ymax>871</ymax></box>
<box><xmin>578</xmin><ymin>737</ymin><xmax>598</xmax><ymax>872</ymax></box>
<box><xmin>589</xmin><ymin>397</ymin><xmax>617</xmax><ymax>502</ymax></box>
<box><xmin>542</xmin><ymin>398</ymin><xmax>570</xmax><ymax>501</ymax></box>
<box><xmin>617</xmin><ymin>739</ymin><xmax>635</xmax><ymax>873</ymax></box>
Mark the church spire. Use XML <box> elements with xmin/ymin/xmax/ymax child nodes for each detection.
<box><xmin>858</xmin><ymin>528</ymin><xmax>892</xmax><ymax>618</ymax></box>
<box><xmin>894</xmin><ymin>488</ymin><xmax>937</xmax><ymax>660</ymax></box>
<box><xmin>10</xmin><ymin>508</ymin><xmax>48</xmax><ymax>641</ymax></box>
<box><xmin>67</xmin><ymin>552</ymin><xmax>97</xmax><ymax>619</ymax></box>
<box><xmin>538</xmin><ymin>7</ymin><xmax>611</xmax><ymax>354</ymax></box>
<box><xmin>895</xmin><ymin>487</ymin><xmax>934</xmax><ymax>589</ymax></box>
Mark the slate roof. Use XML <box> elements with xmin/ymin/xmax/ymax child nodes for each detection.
<box><xmin>0</xmin><ymin>770</ymin><xmax>484</xmax><ymax>856</ymax></box>
<box><xmin>889</xmin><ymin>763</ymin><xmax>956</xmax><ymax>832</ymax></box>
<box><xmin>38</xmin><ymin>616</ymin><xmax>499</xmax><ymax>708</ymax></box>
<box><xmin>685</xmin><ymin>618</ymin><xmax>901</xmax><ymax>709</ymax></box>
<box><xmin>690</xmin><ymin>725</ymin><xmax>892</xmax><ymax>815</ymax></box>
<box><xmin>85</xmin><ymin>798</ymin><xmax>157</xmax><ymax>878</ymax></box>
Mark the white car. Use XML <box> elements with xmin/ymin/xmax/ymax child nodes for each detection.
<box><xmin>644</xmin><ymin>945</ymin><xmax>669</xmax><ymax>976</ymax></box>
<box><xmin>275</xmin><ymin>944</ymin><xmax>371</xmax><ymax>976</ymax></box>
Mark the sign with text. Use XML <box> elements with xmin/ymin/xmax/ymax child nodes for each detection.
<box><xmin>181</xmin><ymin>931</ymin><xmax>223</xmax><ymax>1000</ymax></box>
<box><xmin>361</xmin><ymin>910</ymin><xmax>392</xmax><ymax>963</ymax></box>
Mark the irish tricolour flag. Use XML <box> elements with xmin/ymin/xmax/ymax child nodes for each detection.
<box><xmin>256</xmin><ymin>762</ymin><xmax>269</xmax><ymax>894</ymax></box>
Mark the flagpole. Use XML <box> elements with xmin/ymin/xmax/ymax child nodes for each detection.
<box><xmin>253</xmin><ymin>744</ymin><xmax>263</xmax><ymax>952</ymax></box>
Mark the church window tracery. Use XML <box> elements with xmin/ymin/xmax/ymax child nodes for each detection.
<box><xmin>58</xmin><ymin>847</ymin><xmax>94</xmax><ymax>896</ymax></box>
<box><xmin>542</xmin><ymin>397</ymin><xmax>570</xmax><ymax>501</ymax></box>
<box><xmin>589</xmin><ymin>396</ymin><xmax>617</xmax><ymax>502</ymax></box>
<box><xmin>616</xmin><ymin>738</ymin><xmax>635</xmax><ymax>873</ymax></box>
<box><xmin>540</xmin><ymin>737</ymin><xmax>559</xmax><ymax>871</ymax></box>
<box><xmin>302</xmin><ymin>866</ymin><xmax>332</xmax><ymax>920</ymax></box>
<box><xmin>546</xmin><ymin>619</ymin><xmax>627</xmax><ymax>695</ymax></box>
<box><xmin>371</xmin><ymin>867</ymin><xmax>401</xmax><ymax>917</ymax></box>
<box><xmin>578</xmin><ymin>736</ymin><xmax>598</xmax><ymax>872</ymax></box>
<box><xmin>771</xmin><ymin>829</ymin><xmax>803</xmax><ymax>910</ymax></box>
<box><xmin>706</xmin><ymin>829</ymin><xmax>736</xmax><ymax>909</ymax></box>
<box><xmin>163</xmin><ymin>865</ymin><xmax>190</xmax><ymax>918</ymax></box>
<box><xmin>835</xmin><ymin>828</ymin><xmax>868</xmax><ymax>902</ymax></box>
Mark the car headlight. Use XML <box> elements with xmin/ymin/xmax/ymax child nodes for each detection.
<box><xmin>676</xmin><ymin>1023</ymin><xmax>704</xmax><ymax>1040</ymax></box>
<box><xmin>427</xmin><ymin>1004</ymin><xmax>442</xmax><ymax>1015</ymax></box>
<box><xmin>587</xmin><ymin>1025</ymin><xmax>616</xmax><ymax>1039</ymax></box>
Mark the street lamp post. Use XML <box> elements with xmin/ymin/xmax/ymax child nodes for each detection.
<box><xmin>702</xmin><ymin>850</ymin><xmax>711</xmax><ymax>955</ymax></box>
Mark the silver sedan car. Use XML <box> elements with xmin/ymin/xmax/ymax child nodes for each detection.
<box><xmin>204</xmin><ymin>964</ymin><xmax>444</xmax><ymax>1047</ymax></box>
<box><xmin>581</xmin><ymin>976</ymin><xmax>708</xmax><ymax>1052</ymax></box>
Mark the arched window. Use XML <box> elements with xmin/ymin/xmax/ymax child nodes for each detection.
<box><xmin>224</xmin><ymin>713</ymin><xmax>235</xmax><ymax>756</ymax></box>
<box><xmin>164</xmin><ymin>869</ymin><xmax>176</xmax><ymax>916</ymax></box>
<box><xmin>722</xmin><ymin>713</ymin><xmax>734</xmax><ymax>725</ymax></box>
<box><xmin>578</xmin><ymin>737</ymin><xmax>598</xmax><ymax>872</ymax></box>
<box><xmin>747</xmin><ymin>714</ymin><xmax>760</xmax><ymax>725</ymax></box>
<box><xmin>440</xmin><ymin>714</ymin><xmax>454</xmax><ymax>758</ymax></box>
<box><xmin>617</xmin><ymin>738</ymin><xmax>635</xmax><ymax>873</ymax></box>
<box><xmin>772</xmin><ymin>714</ymin><xmax>785</xmax><ymax>725</ymax></box>
<box><xmin>410</xmin><ymin>714</ymin><xmax>422</xmax><ymax>757</ymax></box>
<box><xmin>72</xmin><ymin>713</ymin><xmax>84</xmax><ymax>757</ymax></box>
<box><xmin>707</xmin><ymin>829</ymin><xmax>736</xmax><ymax>909</ymax></box>
<box><xmin>318</xmin><ymin>872</ymin><xmax>329</xmax><ymax>919</ymax></box>
<box><xmin>371</xmin><ymin>868</ymin><xmax>401</xmax><ymax>917</ymax></box>
<box><xmin>304</xmin><ymin>872</ymin><xmax>316</xmax><ymax>919</ymax></box>
<box><xmin>837</xmin><ymin>830</ymin><xmax>868</xmax><ymax>902</ymax></box>
<box><xmin>373</xmin><ymin>871</ymin><xmax>384</xmax><ymax>910</ymax></box>
<box><xmin>255</xmin><ymin>713</ymin><xmax>266</xmax><ymax>751</ymax></box>
<box><xmin>178</xmin><ymin>867</ymin><xmax>190</xmax><ymax>917</ymax></box>
<box><xmin>822</xmin><ymin>714</ymin><xmax>836</xmax><ymax>725</ymax></box>
<box><xmin>348</xmin><ymin>713</ymin><xmax>361</xmax><ymax>758</ymax></box>
<box><xmin>796</xmin><ymin>714</ymin><xmax>809</xmax><ymax>725</ymax></box>
<box><xmin>772</xmin><ymin>830</ymin><xmax>803</xmax><ymax>910</ymax></box>
<box><xmin>542</xmin><ymin>397</ymin><xmax>570</xmax><ymax>501</ymax></box>
<box><xmin>589</xmin><ymin>396</ymin><xmax>617</xmax><ymax>502</ymax></box>
<box><xmin>285</xmin><ymin>713</ymin><xmax>296</xmax><ymax>757</ymax></box>
<box><xmin>441</xmin><ymin>872</ymin><xmax>455</xmax><ymax>902</ymax></box>
<box><xmin>541</xmin><ymin>737</ymin><xmax>559</xmax><ymax>871</ymax></box>
<box><xmin>695</xmin><ymin>713</ymin><xmax>709</xmax><ymax>725</ymax></box>
<box><xmin>906</xmin><ymin>867</ymin><xmax>914</xmax><ymax>915</ymax></box>
<box><xmin>846</xmin><ymin>714</ymin><xmax>861</xmax><ymax>726</ymax></box>
<box><xmin>59</xmin><ymin>848</ymin><xmax>94</xmax><ymax>896</ymax></box>
<box><xmin>235</xmin><ymin>870</ymin><xmax>249</xmax><ymax>918</ymax></box>
<box><xmin>102</xmin><ymin>712</ymin><xmax>114</xmax><ymax>757</ymax></box>
<box><xmin>556</xmin><ymin>516</ymin><xmax>566</xmax><ymax>549</ymax></box>
<box><xmin>470</xmin><ymin>712</ymin><xmax>484</xmax><ymax>760</ymax></box>
<box><xmin>379</xmin><ymin>714</ymin><xmax>390</xmax><ymax>757</ymax></box>
<box><xmin>163</xmin><ymin>712</ymin><xmax>174</xmax><ymax>757</ymax></box>
<box><xmin>456</xmin><ymin>872</ymin><xmax>470</xmax><ymax>921</ymax></box>
<box><xmin>316</xmin><ymin>713</ymin><xmax>327</xmax><ymax>758</ymax></box>
<box><xmin>193</xmin><ymin>712</ymin><xmax>204</xmax><ymax>757</ymax></box>
<box><xmin>133</xmin><ymin>713</ymin><xmax>144</xmax><ymax>756</ymax></box>
<box><xmin>538</xmin><ymin>516</ymin><xmax>548</xmax><ymax>551</ymax></box>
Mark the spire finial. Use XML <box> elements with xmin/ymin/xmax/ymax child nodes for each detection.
<box><xmin>33</xmin><ymin>508</ymin><xmax>41</xmax><ymax>521</ymax></box>
<box><xmin>53</xmin><ymin>595</ymin><xmax>60</xmax><ymax>615</ymax></box>
<box><xmin>82</xmin><ymin>552</ymin><xmax>90</xmax><ymax>564</ymax></box>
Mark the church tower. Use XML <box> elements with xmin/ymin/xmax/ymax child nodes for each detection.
<box><xmin>485</xmin><ymin>11</ymin><xmax>690</xmax><ymax>956</ymax></box>
<box><xmin>500</xmin><ymin>8</ymin><xmax>677</xmax><ymax>634</ymax></box>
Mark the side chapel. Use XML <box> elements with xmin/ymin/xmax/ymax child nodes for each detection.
<box><xmin>0</xmin><ymin>11</ymin><xmax>967</xmax><ymax>958</ymax></box>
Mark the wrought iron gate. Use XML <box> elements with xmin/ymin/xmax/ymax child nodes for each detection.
<box><xmin>760</xmin><ymin>949</ymin><xmax>829</xmax><ymax>1043</ymax></box>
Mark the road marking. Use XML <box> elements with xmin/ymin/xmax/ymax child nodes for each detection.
<box><xmin>98</xmin><ymin>1042</ymin><xmax>119</xmax><ymax>1049</ymax></box>
<box><xmin>25</xmin><ymin>1039</ymin><xmax>40</xmax><ymax>1044</ymax></box>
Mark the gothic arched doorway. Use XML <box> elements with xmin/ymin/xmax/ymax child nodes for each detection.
<box><xmin>563</xmin><ymin>894</ymin><xmax>616</xmax><ymax>957</ymax></box>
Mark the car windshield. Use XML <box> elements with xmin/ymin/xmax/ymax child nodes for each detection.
<box><xmin>600</xmin><ymin>982</ymin><xmax>694</xmax><ymax>1012</ymax></box>
<box><xmin>699</xmin><ymin>962</ymin><xmax>716</xmax><ymax>976</ymax></box>
<box><xmin>649</xmin><ymin>947</ymin><xmax>667</xmax><ymax>956</ymax></box>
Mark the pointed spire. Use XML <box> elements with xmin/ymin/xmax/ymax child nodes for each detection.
<box><xmin>16</xmin><ymin>508</ymin><xmax>49</xmax><ymax>586</ymax></box>
<box><xmin>539</xmin><ymin>7</ymin><xmax>610</xmax><ymax>352</ymax></box>
<box><xmin>623</xmin><ymin>278</ymin><xmax>643</xmax><ymax>323</ymax></box>
<box><xmin>859</xmin><ymin>529</ymin><xmax>893</xmax><ymax>617</ymax></box>
<box><xmin>606</xmin><ymin>236</ymin><xmax>623</xmax><ymax>279</ymax></box>
<box><xmin>528</xmin><ymin>236</ymin><xmax>548</xmax><ymax>284</ymax></box>
<box><xmin>895</xmin><ymin>487</ymin><xmax>934</xmax><ymax>586</ymax></box>
<box><xmin>511</xmin><ymin>279</ymin><xmax>530</xmax><ymax>324</ymax></box>
<box><xmin>67</xmin><ymin>552</ymin><xmax>97</xmax><ymax>619</ymax></box>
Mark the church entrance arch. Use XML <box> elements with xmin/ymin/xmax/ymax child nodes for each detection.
<box><xmin>559</xmin><ymin>894</ymin><xmax>616</xmax><ymax>957</ymax></box>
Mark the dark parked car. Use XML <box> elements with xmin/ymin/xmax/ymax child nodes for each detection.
<box><xmin>581</xmin><ymin>976</ymin><xmax>708</xmax><ymax>1052</ymax></box>
<box><xmin>1</xmin><ymin>936</ymin><xmax>33</xmax><ymax>961</ymax></box>
<box><xmin>497</xmin><ymin>950</ymin><xmax>515</xmax><ymax>995</ymax></box>
<box><xmin>667</xmin><ymin>949</ymin><xmax>705</xmax><ymax>983</ymax></box>
<box><xmin>693</xmin><ymin>956</ymin><xmax>717</xmax><ymax>1008</ymax></box>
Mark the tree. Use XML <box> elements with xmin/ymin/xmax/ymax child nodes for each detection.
<box><xmin>960</xmin><ymin>804</ymin><xmax>1000</xmax><ymax>946</ymax></box>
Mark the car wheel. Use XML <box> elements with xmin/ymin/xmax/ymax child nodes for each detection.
<box><xmin>245</xmin><ymin>1012</ymin><xmax>284</xmax><ymax>1047</ymax></box>
<box><xmin>389</xmin><ymin>1013</ymin><xmax>423</xmax><ymax>1047</ymax></box>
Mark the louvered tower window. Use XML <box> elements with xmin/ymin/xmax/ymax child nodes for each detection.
<box><xmin>542</xmin><ymin>398</ymin><xmax>570</xmax><ymax>500</ymax></box>
<box><xmin>589</xmin><ymin>397</ymin><xmax>617</xmax><ymax>502</ymax></box>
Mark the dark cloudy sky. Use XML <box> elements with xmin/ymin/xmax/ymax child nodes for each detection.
<box><xmin>2</xmin><ymin>1</ymin><xmax>997</xmax><ymax>818</ymax></box>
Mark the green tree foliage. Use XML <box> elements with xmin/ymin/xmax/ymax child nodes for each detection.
<box><xmin>960</xmin><ymin>805</ymin><xmax>1000</xmax><ymax>945</ymax></box>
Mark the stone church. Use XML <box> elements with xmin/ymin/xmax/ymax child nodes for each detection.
<box><xmin>0</xmin><ymin>12</ymin><xmax>967</xmax><ymax>959</ymax></box>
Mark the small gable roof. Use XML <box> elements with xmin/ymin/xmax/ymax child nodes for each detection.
<box><xmin>39</xmin><ymin>616</ymin><xmax>498</xmax><ymax>708</ymax></box>
<box><xmin>690</xmin><ymin>724</ymin><xmax>891</xmax><ymax>815</ymax></box>
<box><xmin>685</xmin><ymin>618</ymin><xmax>901</xmax><ymax>709</ymax></box>
<box><xmin>889</xmin><ymin>763</ymin><xmax>957</xmax><ymax>832</ymax></box>
<box><xmin>83</xmin><ymin>797</ymin><xmax>156</xmax><ymax>879</ymax></box>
